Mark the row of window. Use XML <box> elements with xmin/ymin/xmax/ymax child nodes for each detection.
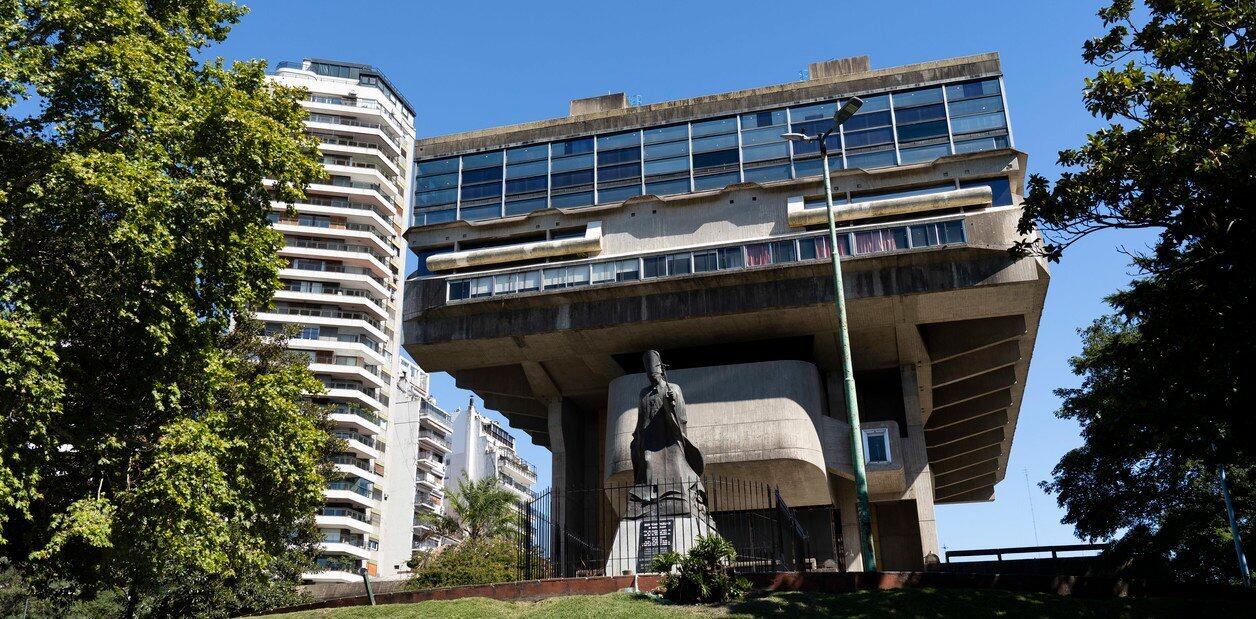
<box><xmin>446</xmin><ymin>219</ymin><xmax>966</xmax><ymax>301</ymax></box>
<box><xmin>415</xmin><ymin>77</ymin><xmax>1010</xmax><ymax>226</ymax></box>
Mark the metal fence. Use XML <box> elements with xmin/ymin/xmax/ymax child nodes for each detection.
<box><xmin>517</xmin><ymin>477</ymin><xmax>811</xmax><ymax>579</ymax></box>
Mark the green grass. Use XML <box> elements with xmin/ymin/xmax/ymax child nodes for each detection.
<box><xmin>267</xmin><ymin>588</ymin><xmax>1256</xmax><ymax>618</ymax></box>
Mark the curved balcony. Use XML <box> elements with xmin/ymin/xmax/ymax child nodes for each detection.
<box><xmin>272</xmin><ymin>196</ymin><xmax>398</xmax><ymax>234</ymax></box>
<box><xmin>417</xmin><ymin>430</ymin><xmax>452</xmax><ymax>454</ymax></box>
<box><xmin>315</xmin><ymin>506</ymin><xmax>373</xmax><ymax>535</ymax></box>
<box><xmin>274</xmin><ymin>288</ymin><xmax>390</xmax><ymax>322</ymax></box>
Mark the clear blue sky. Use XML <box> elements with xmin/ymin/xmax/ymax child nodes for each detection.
<box><xmin>216</xmin><ymin>0</ymin><xmax>1153</xmax><ymax>553</ymax></box>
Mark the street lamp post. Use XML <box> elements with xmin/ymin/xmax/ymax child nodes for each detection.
<box><xmin>783</xmin><ymin>97</ymin><xmax>878</xmax><ymax>572</ymax></box>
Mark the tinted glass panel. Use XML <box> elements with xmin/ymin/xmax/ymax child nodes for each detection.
<box><xmin>646</xmin><ymin>178</ymin><xmax>690</xmax><ymax>195</ymax></box>
<box><xmin>417</xmin><ymin>157</ymin><xmax>458</xmax><ymax>176</ymax></box>
<box><xmin>743</xmin><ymin>164</ymin><xmax>790</xmax><ymax>182</ymax></box>
<box><xmin>644</xmin><ymin>157</ymin><xmax>689</xmax><ymax>176</ymax></box>
<box><xmin>506</xmin><ymin>160</ymin><xmax>548</xmax><ymax>179</ymax></box>
<box><xmin>693</xmin><ymin>251</ymin><xmax>717</xmax><ymax>272</ymax></box>
<box><xmin>793</xmin><ymin>158</ymin><xmax>825</xmax><ymax>177</ymax></box>
<box><xmin>894</xmin><ymin>104</ymin><xmax>945</xmax><ymax>125</ymax></box>
<box><xmin>417</xmin><ymin>208</ymin><xmax>455</xmax><ymax>225</ymax></box>
<box><xmin>461</xmin><ymin>151</ymin><xmax>502</xmax><ymax>169</ymax></box>
<box><xmin>645</xmin><ymin>140</ymin><xmax>689</xmax><ymax>160</ymax></box>
<box><xmin>552</xmin><ymin>138</ymin><xmax>594</xmax><ymax>156</ymax></box>
<box><xmin>643</xmin><ymin>124</ymin><xmax>688</xmax><ymax>144</ymax></box>
<box><xmin>896</xmin><ymin>119</ymin><xmax>949</xmax><ymax>142</ymax></box>
<box><xmin>505</xmin><ymin>176</ymin><xmax>547</xmax><ymax>195</ymax></box>
<box><xmin>692</xmin><ymin>149</ymin><xmax>739</xmax><ymax>169</ymax></box>
<box><xmin>954</xmin><ymin>135</ymin><xmax>1010</xmax><ymax>153</ymax></box>
<box><xmin>598</xmin><ymin>147</ymin><xmax>641</xmax><ymax>165</ymax></box>
<box><xmin>851</xmin><ymin>183</ymin><xmax>952</xmax><ymax>203</ymax></box>
<box><xmin>551</xmin><ymin>169</ymin><xmax>594</xmax><ymax>188</ymax></box>
<box><xmin>417</xmin><ymin>172</ymin><xmax>457</xmax><ymax>192</ymax></box>
<box><xmin>950</xmin><ymin>111</ymin><xmax>1007</xmax><ymax>134</ymax></box>
<box><xmin>550</xmin><ymin>154</ymin><xmax>594</xmax><ymax>172</ymax></box>
<box><xmin>789</xmin><ymin>102</ymin><xmax>836</xmax><ymax>121</ymax></box>
<box><xmin>691</xmin><ymin>117</ymin><xmax>738</xmax><ymax>137</ymax></box>
<box><xmin>507</xmin><ymin>144</ymin><xmax>548</xmax><ymax>162</ymax></box>
<box><xmin>550</xmin><ymin>191</ymin><xmax>593</xmax><ymax>208</ymax></box>
<box><xmin>460</xmin><ymin>183</ymin><xmax>501</xmax><ymax>200</ymax></box>
<box><xmin>947</xmin><ymin>95</ymin><xmax>1003</xmax><ymax>117</ymax></box>
<box><xmin>597</xmin><ymin>184</ymin><xmax>641</xmax><ymax>203</ymax></box>
<box><xmin>771</xmin><ymin>240</ymin><xmax>797</xmax><ymax>263</ymax></box>
<box><xmin>856</xmin><ymin>94</ymin><xmax>890</xmax><ymax>112</ymax></box>
<box><xmin>742</xmin><ymin>142</ymin><xmax>789</xmax><ymax>163</ymax></box>
<box><xmin>460</xmin><ymin>203</ymin><xmax>500</xmax><ymax>220</ymax></box>
<box><xmin>741</xmin><ymin>109</ymin><xmax>786</xmax><ymax>128</ymax></box>
<box><xmin>893</xmin><ymin>87</ymin><xmax>943</xmax><ymax>108</ymax></box>
<box><xmin>597</xmin><ymin>132</ymin><xmax>640</xmax><ymax>150</ymax></box>
<box><xmin>741</xmin><ymin>126</ymin><xmax>786</xmax><ymax>146</ymax></box>
<box><xmin>597</xmin><ymin>162</ymin><xmax>640</xmax><ymax>182</ymax></box>
<box><xmin>667</xmin><ymin>253</ymin><xmax>691</xmax><ymax>275</ymax></box>
<box><xmin>693</xmin><ymin>171</ymin><xmax>739</xmax><ymax>190</ymax></box>
<box><xmin>846</xmin><ymin>149</ymin><xmax>897</xmax><ymax>168</ymax></box>
<box><xmin>843</xmin><ymin>127</ymin><xmax>894</xmax><ymax>148</ymax></box>
<box><xmin>692</xmin><ymin>133</ymin><xmax>738</xmax><ymax>152</ymax></box>
<box><xmin>461</xmin><ymin>166</ymin><xmax>502</xmax><ymax>184</ymax></box>
<box><xmin>505</xmin><ymin>197</ymin><xmax>547</xmax><ymax>216</ymax></box>
<box><xmin>842</xmin><ymin>110</ymin><xmax>891</xmax><ymax>131</ymax></box>
<box><xmin>946</xmin><ymin>78</ymin><xmax>1000</xmax><ymax>101</ymax></box>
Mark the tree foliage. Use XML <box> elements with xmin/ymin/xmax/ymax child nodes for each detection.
<box><xmin>650</xmin><ymin>535</ymin><xmax>749</xmax><ymax>604</ymax></box>
<box><xmin>414</xmin><ymin>475</ymin><xmax>520</xmax><ymax>545</ymax></box>
<box><xmin>1018</xmin><ymin>1</ymin><xmax>1254</xmax><ymax>583</ymax></box>
<box><xmin>1</xmin><ymin>0</ymin><xmax>331</xmax><ymax>615</ymax></box>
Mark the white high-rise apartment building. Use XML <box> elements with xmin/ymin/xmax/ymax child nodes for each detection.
<box><xmin>378</xmin><ymin>357</ymin><xmax>455</xmax><ymax>578</ymax></box>
<box><xmin>262</xmin><ymin>58</ymin><xmax>415</xmax><ymax>582</ymax></box>
<box><xmin>448</xmin><ymin>400</ymin><xmax>539</xmax><ymax>508</ymax></box>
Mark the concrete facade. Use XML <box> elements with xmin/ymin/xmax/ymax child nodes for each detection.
<box><xmin>447</xmin><ymin>400</ymin><xmax>540</xmax><ymax>506</ymax></box>
<box><xmin>402</xmin><ymin>53</ymin><xmax>1047</xmax><ymax>572</ymax></box>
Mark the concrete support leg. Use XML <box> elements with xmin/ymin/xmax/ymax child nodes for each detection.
<box><xmin>831</xmin><ymin>475</ymin><xmax>864</xmax><ymax>572</ymax></box>
<box><xmin>547</xmin><ymin>398</ymin><xmax>598</xmax><ymax>575</ymax></box>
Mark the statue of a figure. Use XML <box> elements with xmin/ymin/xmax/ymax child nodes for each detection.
<box><xmin>628</xmin><ymin>350</ymin><xmax>706</xmax><ymax>517</ymax></box>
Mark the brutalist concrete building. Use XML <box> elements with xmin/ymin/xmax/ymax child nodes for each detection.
<box><xmin>401</xmin><ymin>53</ymin><xmax>1047</xmax><ymax>571</ymax></box>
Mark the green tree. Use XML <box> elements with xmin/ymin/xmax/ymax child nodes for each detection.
<box><xmin>0</xmin><ymin>0</ymin><xmax>331</xmax><ymax>615</ymax></box>
<box><xmin>1016</xmin><ymin>1</ymin><xmax>1254</xmax><ymax>583</ymax></box>
<box><xmin>415</xmin><ymin>475</ymin><xmax>520</xmax><ymax>545</ymax></box>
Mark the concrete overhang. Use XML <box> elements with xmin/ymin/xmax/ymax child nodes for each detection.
<box><xmin>786</xmin><ymin>186</ymin><xmax>993</xmax><ymax>228</ymax></box>
<box><xmin>604</xmin><ymin>360</ymin><xmax>832</xmax><ymax>510</ymax></box>
<box><xmin>425</xmin><ymin>221</ymin><xmax>602</xmax><ymax>271</ymax></box>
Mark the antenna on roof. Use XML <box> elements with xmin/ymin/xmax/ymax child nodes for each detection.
<box><xmin>629</xmin><ymin>94</ymin><xmax>643</xmax><ymax>107</ymax></box>
<box><xmin>798</xmin><ymin>68</ymin><xmax>809</xmax><ymax>81</ymax></box>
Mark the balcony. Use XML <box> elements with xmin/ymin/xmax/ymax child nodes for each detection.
<box><xmin>315</xmin><ymin>506</ymin><xmax>373</xmax><ymax>534</ymax></box>
<box><xmin>279</xmin><ymin>194</ymin><xmax>397</xmax><ymax>230</ymax></box>
<box><xmin>305</xmin><ymin>94</ymin><xmax>410</xmax><ymax>145</ymax></box>
<box><xmin>419</xmin><ymin>401</ymin><xmax>454</xmax><ymax>433</ymax></box>
<box><xmin>289</xmin><ymin>331</ymin><xmax>390</xmax><ymax>365</ymax></box>
<box><xmin>282</xmin><ymin>260</ymin><xmax>394</xmax><ymax>294</ymax></box>
<box><xmin>418</xmin><ymin>430</ymin><xmax>452</xmax><ymax>453</ymax></box>
<box><xmin>415</xmin><ymin>451</ymin><xmax>445</xmax><ymax>474</ymax></box>
<box><xmin>498</xmin><ymin>453</ymin><xmax>538</xmax><ymax>481</ymax></box>
<box><xmin>416</xmin><ymin>471</ymin><xmax>444</xmax><ymax>491</ymax></box>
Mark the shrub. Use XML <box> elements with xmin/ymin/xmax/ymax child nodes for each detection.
<box><xmin>649</xmin><ymin>535</ymin><xmax>750</xmax><ymax>604</ymax></box>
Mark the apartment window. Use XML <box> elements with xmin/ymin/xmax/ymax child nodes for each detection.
<box><xmin>741</xmin><ymin>108</ymin><xmax>791</xmax><ymax>182</ymax></box>
<box><xmin>691</xmin><ymin>117</ymin><xmax>740</xmax><ymax>190</ymax></box>
<box><xmin>693</xmin><ymin>251</ymin><xmax>718</xmax><ymax>273</ymax></box>
<box><xmin>597</xmin><ymin>131</ymin><xmax>642</xmax><ymax>204</ymax></box>
<box><xmin>862</xmin><ymin>428</ymin><xmax>891</xmax><ymax>464</ymax></box>
<box><xmin>959</xmin><ymin>178</ymin><xmax>1013</xmax><ymax>206</ymax></box>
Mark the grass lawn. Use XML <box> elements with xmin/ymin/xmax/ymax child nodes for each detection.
<box><xmin>267</xmin><ymin>588</ymin><xmax>1256</xmax><ymax>618</ymax></box>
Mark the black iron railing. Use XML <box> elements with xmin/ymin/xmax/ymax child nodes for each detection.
<box><xmin>517</xmin><ymin>477</ymin><xmax>811</xmax><ymax>579</ymax></box>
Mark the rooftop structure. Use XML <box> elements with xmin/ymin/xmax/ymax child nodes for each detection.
<box><xmin>447</xmin><ymin>400</ymin><xmax>540</xmax><ymax>505</ymax></box>
<box><xmin>402</xmin><ymin>53</ymin><xmax>1047</xmax><ymax>572</ymax></box>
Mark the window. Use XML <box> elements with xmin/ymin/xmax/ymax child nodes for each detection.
<box><xmin>693</xmin><ymin>251</ymin><xmax>717</xmax><ymax>272</ymax></box>
<box><xmin>960</xmin><ymin>178</ymin><xmax>1014</xmax><ymax>206</ymax></box>
<box><xmin>597</xmin><ymin>131</ymin><xmax>642</xmax><ymax>204</ymax></box>
<box><xmin>666</xmin><ymin>253</ymin><xmax>691</xmax><ymax>275</ymax></box>
<box><xmin>770</xmin><ymin>240</ymin><xmax>797</xmax><ymax>263</ymax></box>
<box><xmin>642</xmin><ymin>255</ymin><xmax>666</xmax><ymax>279</ymax></box>
<box><xmin>862</xmin><ymin>428</ymin><xmax>891</xmax><ymax>464</ymax></box>
<box><xmin>691</xmin><ymin>117</ymin><xmax>740</xmax><ymax>189</ymax></box>
<box><xmin>717</xmin><ymin>246</ymin><xmax>744</xmax><ymax>269</ymax></box>
<box><xmin>893</xmin><ymin>87</ymin><xmax>949</xmax><ymax>163</ymax></box>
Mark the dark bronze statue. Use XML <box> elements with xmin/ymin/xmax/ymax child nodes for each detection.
<box><xmin>628</xmin><ymin>350</ymin><xmax>706</xmax><ymax>517</ymax></box>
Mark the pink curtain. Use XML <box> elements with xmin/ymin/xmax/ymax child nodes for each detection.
<box><xmin>746</xmin><ymin>243</ymin><xmax>771</xmax><ymax>266</ymax></box>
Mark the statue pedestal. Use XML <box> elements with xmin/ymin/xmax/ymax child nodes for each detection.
<box><xmin>604</xmin><ymin>513</ymin><xmax>715</xmax><ymax>575</ymax></box>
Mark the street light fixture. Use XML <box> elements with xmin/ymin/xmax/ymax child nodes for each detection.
<box><xmin>782</xmin><ymin>96</ymin><xmax>879</xmax><ymax>572</ymax></box>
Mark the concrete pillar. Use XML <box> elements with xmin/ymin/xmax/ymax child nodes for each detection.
<box><xmin>547</xmin><ymin>398</ymin><xmax>598</xmax><ymax>575</ymax></box>
<box><xmin>901</xmin><ymin>364</ymin><xmax>940</xmax><ymax>563</ymax></box>
<box><xmin>830</xmin><ymin>475</ymin><xmax>863</xmax><ymax>572</ymax></box>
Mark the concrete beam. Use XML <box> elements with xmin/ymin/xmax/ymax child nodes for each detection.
<box><xmin>932</xmin><ymin>459</ymin><xmax>999</xmax><ymax>489</ymax></box>
<box><xmin>930</xmin><ymin>340</ymin><xmax>1020</xmax><ymax>387</ymax></box>
<box><xmin>926</xmin><ymin>390</ymin><xmax>1012</xmax><ymax>429</ymax></box>
<box><xmin>935</xmin><ymin>485</ymin><xmax>996</xmax><ymax>504</ymax></box>
<box><xmin>934</xmin><ymin>473</ymin><xmax>998</xmax><ymax>500</ymax></box>
<box><xmin>787</xmin><ymin>186</ymin><xmax>992</xmax><ymax>228</ymax></box>
<box><xmin>924</xmin><ymin>410</ymin><xmax>1008</xmax><ymax>448</ymax></box>
<box><xmin>426</xmin><ymin>221</ymin><xmax>601</xmax><ymax>271</ymax></box>
<box><xmin>918</xmin><ymin>314</ymin><xmax>1026</xmax><ymax>362</ymax></box>
<box><xmin>925</xmin><ymin>427</ymin><xmax>1004</xmax><ymax>463</ymax></box>
<box><xmin>452</xmin><ymin>365</ymin><xmax>532</xmax><ymax>398</ymax></box>
<box><xmin>521</xmin><ymin>360</ymin><xmax>561</xmax><ymax>400</ymax></box>
<box><xmin>930</xmin><ymin>445</ymin><xmax>1002</xmax><ymax>475</ymax></box>
<box><xmin>931</xmin><ymin>365</ymin><xmax>1017</xmax><ymax>409</ymax></box>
